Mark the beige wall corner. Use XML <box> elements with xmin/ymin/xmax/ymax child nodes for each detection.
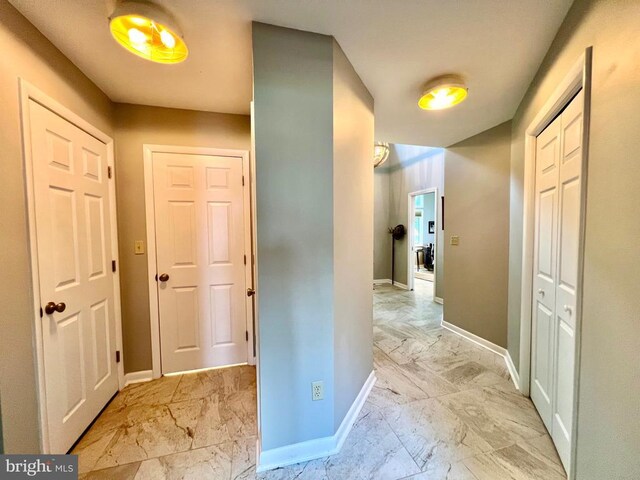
<box><xmin>444</xmin><ymin>120</ymin><xmax>512</xmax><ymax>348</ymax></box>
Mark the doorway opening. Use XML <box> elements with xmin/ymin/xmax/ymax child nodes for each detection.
<box><xmin>407</xmin><ymin>188</ymin><xmax>438</xmax><ymax>299</ymax></box>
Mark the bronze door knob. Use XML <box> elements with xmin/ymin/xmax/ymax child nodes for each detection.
<box><xmin>44</xmin><ymin>302</ymin><xmax>66</xmax><ymax>315</ymax></box>
<box><xmin>158</xmin><ymin>273</ymin><xmax>170</xmax><ymax>282</ymax></box>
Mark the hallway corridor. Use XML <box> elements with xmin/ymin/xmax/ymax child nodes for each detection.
<box><xmin>370</xmin><ymin>282</ymin><xmax>566</xmax><ymax>479</ymax></box>
<box><xmin>73</xmin><ymin>281</ymin><xmax>565</xmax><ymax>479</ymax></box>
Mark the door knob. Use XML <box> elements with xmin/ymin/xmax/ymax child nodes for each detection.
<box><xmin>158</xmin><ymin>273</ymin><xmax>170</xmax><ymax>282</ymax></box>
<box><xmin>44</xmin><ymin>302</ymin><xmax>66</xmax><ymax>315</ymax></box>
<box><xmin>247</xmin><ymin>288</ymin><xmax>256</xmax><ymax>297</ymax></box>
<box><xmin>564</xmin><ymin>305</ymin><xmax>573</xmax><ymax>315</ymax></box>
<box><xmin>537</xmin><ymin>289</ymin><xmax>545</xmax><ymax>296</ymax></box>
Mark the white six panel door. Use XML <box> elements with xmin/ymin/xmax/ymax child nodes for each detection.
<box><xmin>29</xmin><ymin>100</ymin><xmax>118</xmax><ymax>453</ymax></box>
<box><xmin>152</xmin><ymin>152</ymin><xmax>248</xmax><ymax>373</ymax></box>
<box><xmin>531</xmin><ymin>90</ymin><xmax>584</xmax><ymax>471</ymax></box>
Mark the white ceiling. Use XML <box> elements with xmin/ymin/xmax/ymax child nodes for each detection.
<box><xmin>9</xmin><ymin>0</ymin><xmax>573</xmax><ymax>147</ymax></box>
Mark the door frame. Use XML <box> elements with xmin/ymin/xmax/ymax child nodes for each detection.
<box><xmin>19</xmin><ymin>79</ymin><xmax>125</xmax><ymax>453</ymax></box>
<box><xmin>143</xmin><ymin>145</ymin><xmax>255</xmax><ymax>379</ymax></box>
<box><xmin>518</xmin><ymin>48</ymin><xmax>592</xmax><ymax>479</ymax></box>
<box><xmin>406</xmin><ymin>187</ymin><xmax>439</xmax><ymax>293</ymax></box>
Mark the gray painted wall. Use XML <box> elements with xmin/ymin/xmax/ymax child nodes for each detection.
<box><xmin>381</xmin><ymin>145</ymin><xmax>445</xmax><ymax>298</ymax></box>
<box><xmin>253</xmin><ymin>23</ymin><xmax>373</xmax><ymax>452</ymax></box>
<box><xmin>332</xmin><ymin>40</ymin><xmax>374</xmax><ymax>430</ymax></box>
<box><xmin>507</xmin><ymin>0</ymin><xmax>640</xmax><ymax>477</ymax></box>
<box><xmin>253</xmin><ymin>23</ymin><xmax>336</xmax><ymax>450</ymax></box>
<box><xmin>0</xmin><ymin>2</ymin><xmax>114</xmax><ymax>453</ymax></box>
<box><xmin>443</xmin><ymin>121</ymin><xmax>512</xmax><ymax>348</ymax></box>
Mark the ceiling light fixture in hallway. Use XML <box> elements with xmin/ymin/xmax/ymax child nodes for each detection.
<box><xmin>109</xmin><ymin>1</ymin><xmax>188</xmax><ymax>64</ymax></box>
<box><xmin>418</xmin><ymin>74</ymin><xmax>468</xmax><ymax>110</ymax></box>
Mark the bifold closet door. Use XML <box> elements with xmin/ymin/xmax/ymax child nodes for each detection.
<box><xmin>531</xmin><ymin>90</ymin><xmax>584</xmax><ymax>471</ymax></box>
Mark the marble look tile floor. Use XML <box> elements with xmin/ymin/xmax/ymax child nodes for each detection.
<box><xmin>75</xmin><ymin>279</ymin><xmax>565</xmax><ymax>479</ymax></box>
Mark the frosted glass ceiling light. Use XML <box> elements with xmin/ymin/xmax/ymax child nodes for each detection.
<box><xmin>374</xmin><ymin>142</ymin><xmax>390</xmax><ymax>168</ymax></box>
<box><xmin>109</xmin><ymin>1</ymin><xmax>188</xmax><ymax>64</ymax></box>
<box><xmin>418</xmin><ymin>74</ymin><xmax>468</xmax><ymax>110</ymax></box>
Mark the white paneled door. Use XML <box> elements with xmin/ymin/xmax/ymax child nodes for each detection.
<box><xmin>531</xmin><ymin>90</ymin><xmax>584</xmax><ymax>470</ymax></box>
<box><xmin>152</xmin><ymin>152</ymin><xmax>249</xmax><ymax>374</ymax></box>
<box><xmin>28</xmin><ymin>100</ymin><xmax>118</xmax><ymax>453</ymax></box>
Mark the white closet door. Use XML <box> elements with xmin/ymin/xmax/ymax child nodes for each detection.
<box><xmin>531</xmin><ymin>112</ymin><xmax>562</xmax><ymax>431</ymax></box>
<box><xmin>29</xmin><ymin>100</ymin><xmax>118</xmax><ymax>453</ymax></box>
<box><xmin>531</xmin><ymin>90</ymin><xmax>584</xmax><ymax>472</ymax></box>
<box><xmin>152</xmin><ymin>152</ymin><xmax>248</xmax><ymax>374</ymax></box>
<box><xmin>552</xmin><ymin>90</ymin><xmax>584</xmax><ymax>467</ymax></box>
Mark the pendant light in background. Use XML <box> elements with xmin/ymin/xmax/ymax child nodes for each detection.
<box><xmin>109</xmin><ymin>1</ymin><xmax>188</xmax><ymax>64</ymax></box>
<box><xmin>374</xmin><ymin>142</ymin><xmax>390</xmax><ymax>168</ymax></box>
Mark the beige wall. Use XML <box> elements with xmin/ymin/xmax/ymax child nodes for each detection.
<box><xmin>444</xmin><ymin>121</ymin><xmax>511</xmax><ymax>348</ymax></box>
<box><xmin>332</xmin><ymin>40</ymin><xmax>374</xmax><ymax>430</ymax></box>
<box><xmin>373</xmin><ymin>170</ymin><xmax>391</xmax><ymax>280</ymax></box>
<box><xmin>507</xmin><ymin>0</ymin><xmax>640</xmax><ymax>477</ymax></box>
<box><xmin>113</xmin><ymin>104</ymin><xmax>250</xmax><ymax>373</ymax></box>
<box><xmin>0</xmin><ymin>2</ymin><xmax>114</xmax><ymax>452</ymax></box>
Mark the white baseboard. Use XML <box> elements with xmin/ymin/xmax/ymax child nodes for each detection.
<box><xmin>373</xmin><ymin>278</ymin><xmax>408</xmax><ymax>290</ymax></box>
<box><xmin>441</xmin><ymin>320</ymin><xmax>507</xmax><ymax>357</ymax></box>
<box><xmin>440</xmin><ymin>320</ymin><xmax>522</xmax><ymax>391</ymax></box>
<box><xmin>504</xmin><ymin>350</ymin><xmax>520</xmax><ymax>391</ymax></box>
<box><xmin>257</xmin><ymin>370</ymin><xmax>376</xmax><ymax>472</ymax></box>
<box><xmin>333</xmin><ymin>371</ymin><xmax>376</xmax><ymax>452</ymax></box>
<box><xmin>434</xmin><ymin>296</ymin><xmax>444</xmax><ymax>305</ymax></box>
<box><xmin>123</xmin><ymin>370</ymin><xmax>153</xmax><ymax>387</ymax></box>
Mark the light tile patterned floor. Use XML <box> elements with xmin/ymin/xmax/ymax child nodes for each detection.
<box><xmin>75</xmin><ymin>280</ymin><xmax>565</xmax><ymax>479</ymax></box>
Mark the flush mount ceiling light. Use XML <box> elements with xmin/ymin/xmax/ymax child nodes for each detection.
<box><xmin>109</xmin><ymin>1</ymin><xmax>188</xmax><ymax>64</ymax></box>
<box><xmin>374</xmin><ymin>142</ymin><xmax>390</xmax><ymax>168</ymax></box>
<box><xmin>418</xmin><ymin>74</ymin><xmax>468</xmax><ymax>110</ymax></box>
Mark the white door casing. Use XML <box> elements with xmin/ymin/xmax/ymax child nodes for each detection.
<box><xmin>531</xmin><ymin>90</ymin><xmax>584</xmax><ymax>471</ymax></box>
<box><xmin>27</xmin><ymin>99</ymin><xmax>119</xmax><ymax>453</ymax></box>
<box><xmin>151</xmin><ymin>151</ymin><xmax>250</xmax><ymax>374</ymax></box>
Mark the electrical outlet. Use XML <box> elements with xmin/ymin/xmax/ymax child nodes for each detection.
<box><xmin>312</xmin><ymin>381</ymin><xmax>324</xmax><ymax>401</ymax></box>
